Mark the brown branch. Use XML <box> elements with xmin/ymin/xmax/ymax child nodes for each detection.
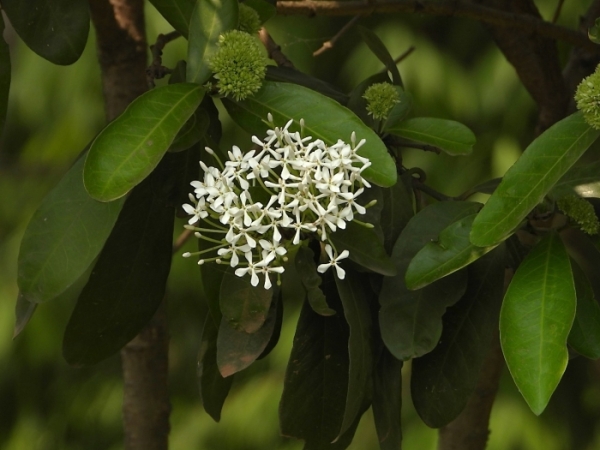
<box><xmin>259</xmin><ymin>27</ymin><xmax>295</xmax><ymax>68</ymax></box>
<box><xmin>172</xmin><ymin>228</ymin><xmax>193</xmax><ymax>254</ymax></box>
<box><xmin>276</xmin><ymin>0</ymin><xmax>596</xmax><ymax>51</ymax></box>
<box><xmin>313</xmin><ymin>15</ymin><xmax>361</xmax><ymax>56</ymax></box>
<box><xmin>551</xmin><ymin>0</ymin><xmax>565</xmax><ymax>24</ymax></box>
<box><xmin>147</xmin><ymin>30</ymin><xmax>181</xmax><ymax>86</ymax></box>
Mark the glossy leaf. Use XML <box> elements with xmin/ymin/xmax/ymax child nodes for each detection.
<box><xmin>295</xmin><ymin>245</ymin><xmax>336</xmax><ymax>316</ymax></box>
<box><xmin>358</xmin><ymin>26</ymin><xmax>402</xmax><ymax>86</ymax></box>
<box><xmin>380</xmin><ymin>173</ymin><xmax>414</xmax><ymax>253</ymax></box>
<box><xmin>13</xmin><ymin>293</ymin><xmax>38</xmax><ymax>339</ymax></box>
<box><xmin>387</xmin><ymin>117</ymin><xmax>476</xmax><ymax>156</ymax></box>
<box><xmin>222</xmin><ymin>81</ymin><xmax>397</xmax><ymax>187</ymax></box>
<box><xmin>18</xmin><ymin>156</ymin><xmax>125</xmax><ymax>303</ymax></box>
<box><xmin>412</xmin><ymin>246</ymin><xmax>505</xmax><ymax>427</ymax></box>
<box><xmin>330</xmin><ymin>222</ymin><xmax>396</xmax><ymax>277</ymax></box>
<box><xmin>148</xmin><ymin>0</ymin><xmax>195</xmax><ymax>37</ymax></box>
<box><xmin>266</xmin><ymin>66</ymin><xmax>349</xmax><ymax>105</ymax></box>
<box><xmin>334</xmin><ymin>271</ymin><xmax>373</xmax><ymax>439</ymax></box>
<box><xmin>372</xmin><ymin>348</ymin><xmax>403</xmax><ymax>450</ymax></box>
<box><xmin>84</xmin><ymin>84</ymin><xmax>205</xmax><ymax>201</ymax></box>
<box><xmin>406</xmin><ymin>212</ymin><xmax>497</xmax><ymax>290</ymax></box>
<box><xmin>197</xmin><ymin>314</ymin><xmax>233</xmax><ymax>421</ymax></box>
<box><xmin>568</xmin><ymin>263</ymin><xmax>600</xmax><ymax>359</ymax></box>
<box><xmin>0</xmin><ymin>14</ymin><xmax>10</xmax><ymax>137</ymax></box>
<box><xmin>62</xmin><ymin>154</ymin><xmax>179</xmax><ymax>366</ymax></box>
<box><xmin>169</xmin><ymin>108</ymin><xmax>209</xmax><ymax>152</ymax></box>
<box><xmin>2</xmin><ymin>0</ymin><xmax>89</xmax><ymax>65</ymax></box>
<box><xmin>219</xmin><ymin>267</ymin><xmax>274</xmax><ymax>333</ymax></box>
<box><xmin>379</xmin><ymin>201</ymin><xmax>479</xmax><ymax>360</ymax></box>
<box><xmin>186</xmin><ymin>0</ymin><xmax>238</xmax><ymax>84</ymax></box>
<box><xmin>501</xmin><ymin>232</ymin><xmax>576</xmax><ymax>415</ymax></box>
<box><xmin>550</xmin><ymin>161</ymin><xmax>600</xmax><ymax>199</ymax></box>
<box><xmin>217</xmin><ymin>295</ymin><xmax>279</xmax><ymax>377</ymax></box>
<box><xmin>471</xmin><ymin>112</ymin><xmax>600</xmax><ymax>247</ymax></box>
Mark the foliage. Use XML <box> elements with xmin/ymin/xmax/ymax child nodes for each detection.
<box><xmin>5</xmin><ymin>0</ymin><xmax>600</xmax><ymax>449</ymax></box>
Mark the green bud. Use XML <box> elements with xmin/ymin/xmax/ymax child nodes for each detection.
<box><xmin>363</xmin><ymin>82</ymin><xmax>400</xmax><ymax>120</ymax></box>
<box><xmin>557</xmin><ymin>194</ymin><xmax>600</xmax><ymax>235</ymax></box>
<box><xmin>238</xmin><ymin>4</ymin><xmax>262</xmax><ymax>35</ymax></box>
<box><xmin>575</xmin><ymin>65</ymin><xmax>600</xmax><ymax>130</ymax></box>
<box><xmin>210</xmin><ymin>30</ymin><xmax>267</xmax><ymax>101</ymax></box>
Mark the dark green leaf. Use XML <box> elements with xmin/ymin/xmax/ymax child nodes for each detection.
<box><xmin>357</xmin><ymin>26</ymin><xmax>402</xmax><ymax>86</ymax></box>
<box><xmin>244</xmin><ymin>0</ymin><xmax>277</xmax><ymax>25</ymax></box>
<box><xmin>334</xmin><ymin>271</ymin><xmax>373</xmax><ymax>439</ymax></box>
<box><xmin>387</xmin><ymin>117</ymin><xmax>476</xmax><ymax>156</ymax></box>
<box><xmin>2</xmin><ymin>0</ymin><xmax>89</xmax><ymax>65</ymax></box>
<box><xmin>62</xmin><ymin>154</ymin><xmax>180</xmax><ymax>366</ymax></box>
<box><xmin>222</xmin><ymin>81</ymin><xmax>397</xmax><ymax>187</ymax></box>
<box><xmin>13</xmin><ymin>293</ymin><xmax>38</xmax><ymax>339</ymax></box>
<box><xmin>266</xmin><ymin>66</ymin><xmax>349</xmax><ymax>105</ymax></box>
<box><xmin>198</xmin><ymin>314</ymin><xmax>234</xmax><ymax>421</ymax></box>
<box><xmin>460</xmin><ymin>178</ymin><xmax>502</xmax><ymax>198</ymax></box>
<box><xmin>257</xmin><ymin>292</ymin><xmax>283</xmax><ymax>360</ymax></box>
<box><xmin>589</xmin><ymin>17</ymin><xmax>600</xmax><ymax>44</ymax></box>
<box><xmin>550</xmin><ymin>161</ymin><xmax>600</xmax><ymax>199</ymax></box>
<box><xmin>295</xmin><ymin>245</ymin><xmax>336</xmax><ymax>316</ymax></box>
<box><xmin>169</xmin><ymin>107</ymin><xmax>209</xmax><ymax>152</ymax></box>
<box><xmin>471</xmin><ymin>112</ymin><xmax>600</xmax><ymax>247</ymax></box>
<box><xmin>568</xmin><ymin>262</ymin><xmax>600</xmax><ymax>359</ymax></box>
<box><xmin>148</xmin><ymin>0</ymin><xmax>195</xmax><ymax>37</ymax></box>
<box><xmin>330</xmin><ymin>222</ymin><xmax>396</xmax><ymax>276</ymax></box>
<box><xmin>501</xmin><ymin>232</ymin><xmax>576</xmax><ymax>415</ymax></box>
<box><xmin>380</xmin><ymin>175</ymin><xmax>414</xmax><ymax>253</ymax></box>
<box><xmin>372</xmin><ymin>348</ymin><xmax>403</xmax><ymax>450</ymax></box>
<box><xmin>84</xmin><ymin>84</ymin><xmax>205</xmax><ymax>201</ymax></box>
<box><xmin>379</xmin><ymin>201</ymin><xmax>478</xmax><ymax>360</ymax></box>
<box><xmin>18</xmin><ymin>156</ymin><xmax>125</xmax><ymax>303</ymax></box>
<box><xmin>186</xmin><ymin>0</ymin><xmax>238</xmax><ymax>84</ymax></box>
<box><xmin>411</xmin><ymin>245</ymin><xmax>505</xmax><ymax>427</ymax></box>
<box><xmin>279</xmin><ymin>281</ymin><xmax>350</xmax><ymax>447</ymax></box>
<box><xmin>0</xmin><ymin>14</ymin><xmax>10</xmax><ymax>137</ymax></box>
<box><xmin>219</xmin><ymin>267</ymin><xmax>274</xmax><ymax>333</ymax></box>
<box><xmin>217</xmin><ymin>294</ymin><xmax>279</xmax><ymax>377</ymax></box>
<box><xmin>406</xmin><ymin>212</ymin><xmax>498</xmax><ymax>290</ymax></box>
<box><xmin>560</xmin><ymin>228</ymin><xmax>600</xmax><ymax>306</ymax></box>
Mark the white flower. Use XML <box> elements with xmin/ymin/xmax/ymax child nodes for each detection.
<box><xmin>317</xmin><ymin>244</ymin><xmax>350</xmax><ymax>279</ymax></box>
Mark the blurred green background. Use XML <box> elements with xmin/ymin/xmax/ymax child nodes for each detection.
<box><xmin>2</xmin><ymin>1</ymin><xmax>600</xmax><ymax>448</ymax></box>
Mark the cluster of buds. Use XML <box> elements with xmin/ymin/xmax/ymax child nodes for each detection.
<box><xmin>182</xmin><ymin>115</ymin><xmax>373</xmax><ymax>288</ymax></box>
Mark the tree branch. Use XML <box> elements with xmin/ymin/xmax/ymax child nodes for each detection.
<box><xmin>276</xmin><ymin>0</ymin><xmax>596</xmax><ymax>51</ymax></box>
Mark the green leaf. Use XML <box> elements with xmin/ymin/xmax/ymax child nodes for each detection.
<box><xmin>500</xmin><ymin>232</ymin><xmax>576</xmax><ymax>415</ymax></box>
<box><xmin>13</xmin><ymin>293</ymin><xmax>38</xmax><ymax>339</ymax></box>
<box><xmin>357</xmin><ymin>26</ymin><xmax>402</xmax><ymax>87</ymax></box>
<box><xmin>471</xmin><ymin>112</ymin><xmax>600</xmax><ymax>247</ymax></box>
<box><xmin>169</xmin><ymin>107</ymin><xmax>209</xmax><ymax>152</ymax></box>
<box><xmin>334</xmin><ymin>271</ymin><xmax>373</xmax><ymax>440</ymax></box>
<box><xmin>379</xmin><ymin>201</ymin><xmax>478</xmax><ymax>360</ymax></box>
<box><xmin>148</xmin><ymin>0</ymin><xmax>195</xmax><ymax>37</ymax></box>
<box><xmin>568</xmin><ymin>263</ymin><xmax>600</xmax><ymax>359</ymax></box>
<box><xmin>589</xmin><ymin>17</ymin><xmax>600</xmax><ymax>44</ymax></box>
<box><xmin>217</xmin><ymin>295</ymin><xmax>279</xmax><ymax>377</ymax></box>
<box><xmin>330</xmin><ymin>222</ymin><xmax>396</xmax><ymax>276</ymax></box>
<box><xmin>18</xmin><ymin>156</ymin><xmax>125</xmax><ymax>303</ymax></box>
<box><xmin>222</xmin><ymin>81</ymin><xmax>398</xmax><ymax>187</ymax></box>
<box><xmin>295</xmin><ymin>245</ymin><xmax>336</xmax><ymax>316</ymax></box>
<box><xmin>372</xmin><ymin>348</ymin><xmax>403</xmax><ymax>450</ymax></box>
<box><xmin>460</xmin><ymin>178</ymin><xmax>502</xmax><ymax>199</ymax></box>
<box><xmin>62</xmin><ymin>154</ymin><xmax>180</xmax><ymax>366</ymax></box>
<box><xmin>380</xmin><ymin>174</ymin><xmax>414</xmax><ymax>253</ymax></box>
<box><xmin>186</xmin><ymin>0</ymin><xmax>238</xmax><ymax>84</ymax></box>
<box><xmin>279</xmin><ymin>279</ymin><xmax>352</xmax><ymax>448</ymax></box>
<box><xmin>406</xmin><ymin>212</ymin><xmax>498</xmax><ymax>290</ymax></box>
<box><xmin>387</xmin><ymin>117</ymin><xmax>476</xmax><ymax>156</ymax></box>
<box><xmin>84</xmin><ymin>84</ymin><xmax>205</xmax><ymax>201</ymax></box>
<box><xmin>411</xmin><ymin>245</ymin><xmax>505</xmax><ymax>427</ymax></box>
<box><xmin>0</xmin><ymin>15</ymin><xmax>10</xmax><ymax>137</ymax></box>
<box><xmin>266</xmin><ymin>66</ymin><xmax>349</xmax><ymax>105</ymax></box>
<box><xmin>2</xmin><ymin>0</ymin><xmax>89</xmax><ymax>65</ymax></box>
<box><xmin>219</xmin><ymin>267</ymin><xmax>274</xmax><ymax>333</ymax></box>
<box><xmin>550</xmin><ymin>160</ymin><xmax>600</xmax><ymax>199</ymax></box>
<box><xmin>197</xmin><ymin>314</ymin><xmax>234</xmax><ymax>421</ymax></box>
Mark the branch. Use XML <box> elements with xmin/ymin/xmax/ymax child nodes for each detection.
<box><xmin>313</xmin><ymin>15</ymin><xmax>360</xmax><ymax>56</ymax></box>
<box><xmin>276</xmin><ymin>0</ymin><xmax>596</xmax><ymax>51</ymax></box>
<box><xmin>259</xmin><ymin>27</ymin><xmax>295</xmax><ymax>68</ymax></box>
<box><xmin>147</xmin><ymin>31</ymin><xmax>181</xmax><ymax>86</ymax></box>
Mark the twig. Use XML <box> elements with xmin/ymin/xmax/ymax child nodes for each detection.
<box><xmin>396</xmin><ymin>140</ymin><xmax>441</xmax><ymax>154</ymax></box>
<box><xmin>551</xmin><ymin>0</ymin><xmax>565</xmax><ymax>24</ymax></box>
<box><xmin>313</xmin><ymin>15</ymin><xmax>361</xmax><ymax>56</ymax></box>
<box><xmin>147</xmin><ymin>30</ymin><xmax>181</xmax><ymax>87</ymax></box>
<box><xmin>393</xmin><ymin>45</ymin><xmax>415</xmax><ymax>65</ymax></box>
<box><xmin>172</xmin><ymin>228</ymin><xmax>194</xmax><ymax>254</ymax></box>
<box><xmin>406</xmin><ymin>169</ymin><xmax>452</xmax><ymax>201</ymax></box>
<box><xmin>259</xmin><ymin>27</ymin><xmax>295</xmax><ymax>68</ymax></box>
<box><xmin>276</xmin><ymin>0</ymin><xmax>596</xmax><ymax>51</ymax></box>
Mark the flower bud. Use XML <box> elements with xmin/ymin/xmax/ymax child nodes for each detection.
<box><xmin>363</xmin><ymin>82</ymin><xmax>400</xmax><ymax>120</ymax></box>
<box><xmin>238</xmin><ymin>4</ymin><xmax>261</xmax><ymax>35</ymax></box>
<box><xmin>575</xmin><ymin>65</ymin><xmax>600</xmax><ymax>130</ymax></box>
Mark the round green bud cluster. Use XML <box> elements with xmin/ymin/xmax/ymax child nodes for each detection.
<box><xmin>210</xmin><ymin>30</ymin><xmax>267</xmax><ymax>101</ymax></box>
<box><xmin>575</xmin><ymin>65</ymin><xmax>600</xmax><ymax>130</ymax></box>
<box><xmin>557</xmin><ymin>194</ymin><xmax>600</xmax><ymax>235</ymax></box>
<box><xmin>238</xmin><ymin>4</ymin><xmax>261</xmax><ymax>35</ymax></box>
<box><xmin>363</xmin><ymin>82</ymin><xmax>400</xmax><ymax>120</ymax></box>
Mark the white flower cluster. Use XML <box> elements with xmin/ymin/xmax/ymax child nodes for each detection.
<box><xmin>182</xmin><ymin>115</ymin><xmax>373</xmax><ymax>289</ymax></box>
